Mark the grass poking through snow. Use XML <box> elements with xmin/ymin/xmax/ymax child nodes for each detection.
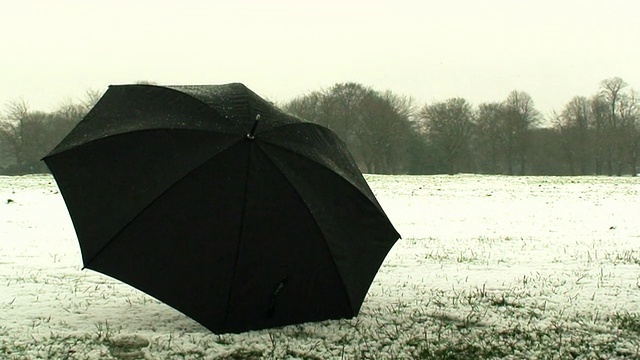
<box><xmin>2</xmin><ymin>174</ymin><xmax>640</xmax><ymax>359</ymax></box>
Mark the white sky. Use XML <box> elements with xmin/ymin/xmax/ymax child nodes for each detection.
<box><xmin>2</xmin><ymin>0</ymin><xmax>639</xmax><ymax>117</ymax></box>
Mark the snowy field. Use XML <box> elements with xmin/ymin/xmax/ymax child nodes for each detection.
<box><xmin>1</xmin><ymin>174</ymin><xmax>640</xmax><ymax>359</ymax></box>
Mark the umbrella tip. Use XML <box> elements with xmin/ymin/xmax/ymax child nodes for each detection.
<box><xmin>246</xmin><ymin>114</ymin><xmax>261</xmax><ymax>140</ymax></box>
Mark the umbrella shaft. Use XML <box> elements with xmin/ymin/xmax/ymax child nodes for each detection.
<box><xmin>246</xmin><ymin>114</ymin><xmax>261</xmax><ymax>139</ymax></box>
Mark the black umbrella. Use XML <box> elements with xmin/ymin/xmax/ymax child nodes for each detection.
<box><xmin>43</xmin><ymin>83</ymin><xmax>400</xmax><ymax>334</ymax></box>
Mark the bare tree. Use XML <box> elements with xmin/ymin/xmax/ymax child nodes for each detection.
<box><xmin>357</xmin><ymin>91</ymin><xmax>417</xmax><ymax>173</ymax></box>
<box><xmin>502</xmin><ymin>90</ymin><xmax>540</xmax><ymax>175</ymax></box>
<box><xmin>83</xmin><ymin>88</ymin><xmax>105</xmax><ymax>110</ymax></box>
<box><xmin>617</xmin><ymin>89</ymin><xmax>640</xmax><ymax>175</ymax></box>
<box><xmin>0</xmin><ymin>100</ymin><xmax>32</xmax><ymax>168</ymax></box>
<box><xmin>283</xmin><ymin>91</ymin><xmax>323</xmax><ymax>123</ymax></box>
<box><xmin>599</xmin><ymin>77</ymin><xmax>628</xmax><ymax>175</ymax></box>
<box><xmin>0</xmin><ymin>98</ymin><xmax>84</xmax><ymax>174</ymax></box>
<box><xmin>589</xmin><ymin>95</ymin><xmax>609</xmax><ymax>174</ymax></box>
<box><xmin>284</xmin><ymin>83</ymin><xmax>420</xmax><ymax>174</ymax></box>
<box><xmin>600</xmin><ymin>77</ymin><xmax>628</xmax><ymax>127</ymax></box>
<box><xmin>597</xmin><ymin>77</ymin><xmax>640</xmax><ymax>175</ymax></box>
<box><xmin>554</xmin><ymin>96</ymin><xmax>591</xmax><ymax>175</ymax></box>
<box><xmin>475</xmin><ymin>102</ymin><xmax>507</xmax><ymax>173</ymax></box>
<box><xmin>321</xmin><ymin>83</ymin><xmax>375</xmax><ymax>141</ymax></box>
<box><xmin>419</xmin><ymin>98</ymin><xmax>474</xmax><ymax>174</ymax></box>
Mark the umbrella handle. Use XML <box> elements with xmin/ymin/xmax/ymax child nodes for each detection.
<box><xmin>246</xmin><ymin>114</ymin><xmax>261</xmax><ymax>139</ymax></box>
<box><xmin>267</xmin><ymin>275</ymin><xmax>288</xmax><ymax>318</ymax></box>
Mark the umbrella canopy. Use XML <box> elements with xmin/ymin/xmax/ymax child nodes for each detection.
<box><xmin>43</xmin><ymin>83</ymin><xmax>400</xmax><ymax>334</ymax></box>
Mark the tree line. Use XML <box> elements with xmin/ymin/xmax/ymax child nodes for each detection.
<box><xmin>0</xmin><ymin>77</ymin><xmax>637</xmax><ymax>176</ymax></box>
<box><xmin>0</xmin><ymin>90</ymin><xmax>102</xmax><ymax>174</ymax></box>
<box><xmin>284</xmin><ymin>77</ymin><xmax>638</xmax><ymax>176</ymax></box>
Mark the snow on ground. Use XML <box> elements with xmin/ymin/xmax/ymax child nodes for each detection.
<box><xmin>1</xmin><ymin>174</ymin><xmax>640</xmax><ymax>359</ymax></box>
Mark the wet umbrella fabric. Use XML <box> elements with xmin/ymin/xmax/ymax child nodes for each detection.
<box><xmin>43</xmin><ymin>83</ymin><xmax>400</xmax><ymax>334</ymax></box>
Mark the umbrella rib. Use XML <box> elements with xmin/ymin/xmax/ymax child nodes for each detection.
<box><xmin>255</xmin><ymin>143</ymin><xmax>357</xmax><ymax>314</ymax></box>
<box><xmin>81</xmin><ymin>137</ymin><xmax>244</xmax><ymax>268</ymax></box>
<box><xmin>257</xmin><ymin>123</ymin><xmax>388</xmax><ymax>216</ymax></box>
<box><xmin>222</xmin><ymin>142</ymin><xmax>254</xmax><ymax>327</ymax></box>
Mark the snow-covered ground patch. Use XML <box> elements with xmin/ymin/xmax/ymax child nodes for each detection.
<box><xmin>1</xmin><ymin>174</ymin><xmax>640</xmax><ymax>359</ymax></box>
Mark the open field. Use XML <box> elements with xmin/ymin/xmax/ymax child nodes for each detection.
<box><xmin>1</xmin><ymin>174</ymin><xmax>640</xmax><ymax>359</ymax></box>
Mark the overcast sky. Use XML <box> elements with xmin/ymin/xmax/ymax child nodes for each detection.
<box><xmin>2</xmin><ymin>0</ymin><xmax>639</xmax><ymax>118</ymax></box>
